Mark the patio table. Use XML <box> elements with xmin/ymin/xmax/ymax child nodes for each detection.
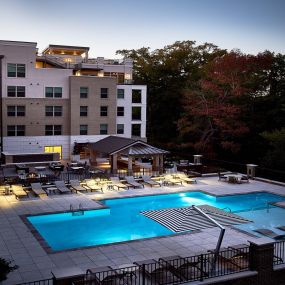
<box><xmin>224</xmin><ymin>174</ymin><xmax>243</xmax><ymax>183</ymax></box>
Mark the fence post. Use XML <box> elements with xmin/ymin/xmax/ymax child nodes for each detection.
<box><xmin>249</xmin><ymin>238</ymin><xmax>274</xmax><ymax>285</ymax></box>
<box><xmin>200</xmin><ymin>254</ymin><xmax>204</xmax><ymax>281</ymax></box>
<box><xmin>142</xmin><ymin>264</ymin><xmax>146</xmax><ymax>285</ymax></box>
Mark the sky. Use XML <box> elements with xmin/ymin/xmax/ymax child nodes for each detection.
<box><xmin>0</xmin><ymin>0</ymin><xmax>284</xmax><ymax>58</ymax></box>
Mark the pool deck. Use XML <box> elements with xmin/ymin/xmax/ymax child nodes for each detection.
<box><xmin>0</xmin><ymin>176</ymin><xmax>284</xmax><ymax>284</ymax></box>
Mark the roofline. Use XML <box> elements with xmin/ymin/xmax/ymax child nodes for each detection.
<box><xmin>42</xmin><ymin>44</ymin><xmax>90</xmax><ymax>54</ymax></box>
<box><xmin>110</xmin><ymin>139</ymin><xmax>169</xmax><ymax>155</ymax></box>
<box><xmin>0</xmin><ymin>40</ymin><xmax>37</xmax><ymax>47</ymax></box>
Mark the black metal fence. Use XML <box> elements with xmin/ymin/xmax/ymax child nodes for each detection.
<box><xmin>72</xmin><ymin>247</ymin><xmax>250</xmax><ymax>285</ymax></box>
<box><xmin>274</xmin><ymin>241</ymin><xmax>285</xmax><ymax>266</ymax></box>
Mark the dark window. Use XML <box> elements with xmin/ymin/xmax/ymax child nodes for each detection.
<box><xmin>132</xmin><ymin>89</ymin><xmax>142</xmax><ymax>103</ymax></box>
<box><xmin>80</xmin><ymin>87</ymin><xmax>88</xmax><ymax>98</ymax></box>
<box><xmin>7</xmin><ymin>106</ymin><xmax>25</xmax><ymax>116</ymax></box>
<box><xmin>132</xmin><ymin>124</ymin><xmax>141</xmax><ymax>137</ymax></box>
<box><xmin>100</xmin><ymin>106</ymin><xmax>108</xmax><ymax>116</ymax></box>
<box><xmin>117</xmin><ymin>106</ymin><xmax>124</xmax><ymax>116</ymax></box>
<box><xmin>132</xmin><ymin>107</ymin><xmax>141</xmax><ymax>120</ymax></box>
<box><xmin>100</xmin><ymin>124</ymin><xmax>108</xmax><ymax>135</ymax></box>
<box><xmin>8</xmin><ymin>86</ymin><xmax>26</xmax><ymax>97</ymax></box>
<box><xmin>117</xmin><ymin>124</ymin><xmax>124</xmax><ymax>134</ymax></box>
<box><xmin>45</xmin><ymin>87</ymin><xmax>62</xmax><ymax>98</ymax></box>
<box><xmin>7</xmin><ymin>64</ymin><xmax>26</xmax><ymax>78</ymax></box>
<box><xmin>80</xmin><ymin>106</ymin><xmax>88</xmax><ymax>116</ymax></box>
<box><xmin>80</xmin><ymin>125</ymin><xmax>88</xmax><ymax>135</ymax></box>
<box><xmin>45</xmin><ymin>125</ymin><xmax>62</xmax><ymax>136</ymax></box>
<box><xmin>45</xmin><ymin>106</ymin><xmax>62</xmax><ymax>116</ymax></box>
<box><xmin>101</xmin><ymin>88</ymin><xmax>108</xmax><ymax>98</ymax></box>
<box><xmin>7</xmin><ymin>125</ymin><xmax>25</xmax><ymax>136</ymax></box>
<box><xmin>117</xmin><ymin>89</ymin><xmax>124</xmax><ymax>99</ymax></box>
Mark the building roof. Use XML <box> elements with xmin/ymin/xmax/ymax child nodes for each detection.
<box><xmin>88</xmin><ymin>136</ymin><xmax>169</xmax><ymax>156</ymax></box>
<box><xmin>42</xmin><ymin>44</ymin><xmax>89</xmax><ymax>55</ymax></box>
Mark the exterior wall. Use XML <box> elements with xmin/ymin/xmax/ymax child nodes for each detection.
<box><xmin>69</xmin><ymin>76</ymin><xmax>117</xmax><ymax>136</ymax></box>
<box><xmin>2</xmin><ymin>98</ymin><xmax>70</xmax><ymax>136</ymax></box>
<box><xmin>117</xmin><ymin>84</ymin><xmax>147</xmax><ymax>139</ymax></box>
<box><xmin>3</xmin><ymin>136</ymin><xmax>70</xmax><ymax>159</ymax></box>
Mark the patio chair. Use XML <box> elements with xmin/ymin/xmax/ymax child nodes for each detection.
<box><xmin>30</xmin><ymin>182</ymin><xmax>47</xmax><ymax>198</ymax></box>
<box><xmin>173</xmin><ymin>173</ymin><xmax>197</xmax><ymax>184</ymax></box>
<box><xmin>69</xmin><ymin>180</ymin><xmax>88</xmax><ymax>193</ymax></box>
<box><xmin>134</xmin><ymin>259</ymin><xmax>182</xmax><ymax>285</ymax></box>
<box><xmin>159</xmin><ymin>255</ymin><xmax>208</xmax><ymax>281</ymax></box>
<box><xmin>142</xmin><ymin>175</ymin><xmax>161</xmax><ymax>187</ymax></box>
<box><xmin>218</xmin><ymin>172</ymin><xmax>227</xmax><ymax>182</ymax></box>
<box><xmin>125</xmin><ymin>176</ymin><xmax>144</xmax><ymax>188</ymax></box>
<box><xmin>84</xmin><ymin>265</ymin><xmax>135</xmax><ymax>285</ymax></box>
<box><xmin>84</xmin><ymin>179</ymin><xmax>103</xmax><ymax>193</ymax></box>
<box><xmin>254</xmin><ymin>228</ymin><xmax>285</xmax><ymax>240</ymax></box>
<box><xmin>110</xmin><ymin>177</ymin><xmax>128</xmax><ymax>191</ymax></box>
<box><xmin>240</xmin><ymin>175</ymin><xmax>249</xmax><ymax>183</ymax></box>
<box><xmin>11</xmin><ymin>184</ymin><xmax>28</xmax><ymax>199</ymax></box>
<box><xmin>54</xmin><ymin>181</ymin><xmax>71</xmax><ymax>194</ymax></box>
<box><xmin>164</xmin><ymin>174</ymin><xmax>183</xmax><ymax>186</ymax></box>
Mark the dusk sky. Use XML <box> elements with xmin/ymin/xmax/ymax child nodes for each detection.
<box><xmin>0</xmin><ymin>0</ymin><xmax>284</xmax><ymax>58</ymax></box>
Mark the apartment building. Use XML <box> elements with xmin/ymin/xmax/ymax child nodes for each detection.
<box><xmin>0</xmin><ymin>40</ymin><xmax>147</xmax><ymax>160</ymax></box>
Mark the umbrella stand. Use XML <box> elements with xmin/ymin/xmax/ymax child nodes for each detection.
<box><xmin>192</xmin><ymin>205</ymin><xmax>225</xmax><ymax>275</ymax></box>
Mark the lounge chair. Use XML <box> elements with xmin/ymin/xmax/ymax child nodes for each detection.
<box><xmin>164</xmin><ymin>175</ymin><xmax>183</xmax><ymax>186</ymax></box>
<box><xmin>125</xmin><ymin>176</ymin><xmax>144</xmax><ymax>188</ymax></box>
<box><xmin>84</xmin><ymin>265</ymin><xmax>135</xmax><ymax>285</ymax></box>
<box><xmin>84</xmin><ymin>179</ymin><xmax>103</xmax><ymax>192</ymax></box>
<box><xmin>54</xmin><ymin>181</ymin><xmax>71</xmax><ymax>194</ymax></box>
<box><xmin>142</xmin><ymin>175</ymin><xmax>161</xmax><ymax>187</ymax></box>
<box><xmin>254</xmin><ymin>228</ymin><xmax>285</xmax><ymax>240</ymax></box>
<box><xmin>134</xmin><ymin>259</ymin><xmax>182</xmax><ymax>285</ymax></box>
<box><xmin>12</xmin><ymin>184</ymin><xmax>28</xmax><ymax>199</ymax></box>
<box><xmin>69</xmin><ymin>180</ymin><xmax>87</xmax><ymax>193</ymax></box>
<box><xmin>110</xmin><ymin>177</ymin><xmax>128</xmax><ymax>191</ymax></box>
<box><xmin>174</xmin><ymin>173</ymin><xmax>197</xmax><ymax>184</ymax></box>
<box><xmin>240</xmin><ymin>175</ymin><xmax>249</xmax><ymax>183</ymax></box>
<box><xmin>218</xmin><ymin>172</ymin><xmax>227</xmax><ymax>182</ymax></box>
<box><xmin>159</xmin><ymin>255</ymin><xmax>208</xmax><ymax>281</ymax></box>
<box><xmin>30</xmin><ymin>182</ymin><xmax>48</xmax><ymax>198</ymax></box>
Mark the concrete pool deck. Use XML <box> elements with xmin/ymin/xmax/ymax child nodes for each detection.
<box><xmin>0</xmin><ymin>176</ymin><xmax>285</xmax><ymax>284</ymax></box>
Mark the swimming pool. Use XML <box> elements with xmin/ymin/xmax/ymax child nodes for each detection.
<box><xmin>27</xmin><ymin>191</ymin><xmax>285</xmax><ymax>251</ymax></box>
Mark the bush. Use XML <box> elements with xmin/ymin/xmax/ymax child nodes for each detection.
<box><xmin>0</xmin><ymin>257</ymin><xmax>18</xmax><ymax>281</ymax></box>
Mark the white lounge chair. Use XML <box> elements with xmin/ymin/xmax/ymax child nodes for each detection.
<box><xmin>54</xmin><ymin>181</ymin><xmax>71</xmax><ymax>194</ymax></box>
<box><xmin>125</xmin><ymin>176</ymin><xmax>144</xmax><ymax>188</ymax></box>
<box><xmin>30</xmin><ymin>183</ymin><xmax>47</xmax><ymax>197</ymax></box>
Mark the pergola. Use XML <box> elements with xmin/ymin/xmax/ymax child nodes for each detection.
<box><xmin>88</xmin><ymin>136</ymin><xmax>169</xmax><ymax>174</ymax></box>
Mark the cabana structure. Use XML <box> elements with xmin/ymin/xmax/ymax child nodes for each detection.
<box><xmin>88</xmin><ymin>136</ymin><xmax>169</xmax><ymax>175</ymax></box>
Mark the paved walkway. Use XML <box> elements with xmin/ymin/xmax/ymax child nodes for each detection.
<box><xmin>0</xmin><ymin>177</ymin><xmax>284</xmax><ymax>284</ymax></box>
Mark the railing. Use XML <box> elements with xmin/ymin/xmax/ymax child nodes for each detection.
<box><xmin>72</xmin><ymin>247</ymin><xmax>250</xmax><ymax>285</ymax></box>
<box><xmin>274</xmin><ymin>241</ymin><xmax>285</xmax><ymax>265</ymax></box>
<box><xmin>16</xmin><ymin>278</ymin><xmax>53</xmax><ymax>285</ymax></box>
<box><xmin>115</xmin><ymin>168</ymin><xmax>163</xmax><ymax>179</ymax></box>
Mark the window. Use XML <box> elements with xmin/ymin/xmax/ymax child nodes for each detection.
<box><xmin>132</xmin><ymin>124</ymin><xmax>141</xmax><ymax>137</ymax></box>
<box><xmin>100</xmin><ymin>124</ymin><xmax>108</xmax><ymax>135</ymax></box>
<box><xmin>80</xmin><ymin>125</ymin><xmax>88</xmax><ymax>135</ymax></box>
<box><xmin>132</xmin><ymin>107</ymin><xmax>141</xmax><ymax>120</ymax></box>
<box><xmin>101</xmin><ymin>88</ymin><xmax>108</xmax><ymax>98</ymax></box>
<box><xmin>7</xmin><ymin>125</ymin><xmax>25</xmax><ymax>136</ymax></box>
<box><xmin>45</xmin><ymin>125</ymin><xmax>62</xmax><ymax>136</ymax></box>
<box><xmin>80</xmin><ymin>87</ymin><xmax>88</xmax><ymax>98</ymax></box>
<box><xmin>80</xmin><ymin>106</ymin><xmax>88</xmax><ymax>116</ymax></box>
<box><xmin>117</xmin><ymin>124</ymin><xmax>124</xmax><ymax>134</ymax></box>
<box><xmin>117</xmin><ymin>106</ymin><xmax>124</xmax><ymax>116</ymax></box>
<box><xmin>117</xmin><ymin>89</ymin><xmax>124</xmax><ymax>99</ymax></box>
<box><xmin>7</xmin><ymin>86</ymin><xmax>25</xmax><ymax>97</ymax></box>
<box><xmin>45</xmin><ymin>106</ymin><xmax>62</xmax><ymax>116</ymax></box>
<box><xmin>7</xmin><ymin>63</ymin><xmax>25</xmax><ymax>77</ymax></box>
<box><xmin>44</xmin><ymin>145</ymin><xmax>62</xmax><ymax>159</ymax></box>
<box><xmin>7</xmin><ymin>106</ymin><xmax>25</xmax><ymax>117</ymax></box>
<box><xmin>100</xmin><ymin>106</ymin><xmax>108</xmax><ymax>116</ymax></box>
<box><xmin>45</xmin><ymin>87</ymin><xmax>62</xmax><ymax>98</ymax></box>
<box><xmin>132</xmin><ymin>89</ymin><xmax>142</xmax><ymax>103</ymax></box>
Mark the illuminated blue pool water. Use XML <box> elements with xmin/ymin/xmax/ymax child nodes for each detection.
<box><xmin>27</xmin><ymin>191</ymin><xmax>285</xmax><ymax>250</ymax></box>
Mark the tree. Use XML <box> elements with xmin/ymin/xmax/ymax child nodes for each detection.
<box><xmin>178</xmin><ymin>51</ymin><xmax>272</xmax><ymax>155</ymax></box>
<box><xmin>0</xmin><ymin>257</ymin><xmax>18</xmax><ymax>281</ymax></box>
